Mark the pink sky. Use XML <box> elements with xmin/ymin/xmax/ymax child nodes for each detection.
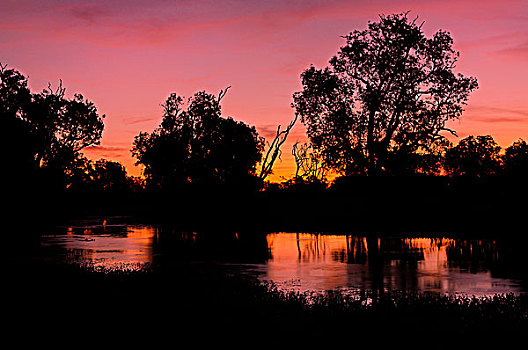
<box><xmin>1</xmin><ymin>0</ymin><xmax>527</xmax><ymax>180</ymax></box>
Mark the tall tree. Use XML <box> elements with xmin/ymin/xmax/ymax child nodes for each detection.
<box><xmin>292</xmin><ymin>12</ymin><xmax>478</xmax><ymax>175</ymax></box>
<box><xmin>132</xmin><ymin>90</ymin><xmax>264</xmax><ymax>189</ymax></box>
<box><xmin>1</xmin><ymin>64</ymin><xmax>105</xmax><ymax>186</ymax></box>
<box><xmin>0</xmin><ymin>63</ymin><xmax>35</xmax><ymax>173</ymax></box>
<box><xmin>27</xmin><ymin>82</ymin><xmax>105</xmax><ymax>172</ymax></box>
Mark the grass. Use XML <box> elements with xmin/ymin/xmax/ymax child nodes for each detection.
<box><xmin>4</xmin><ymin>257</ymin><xmax>527</xmax><ymax>349</ymax></box>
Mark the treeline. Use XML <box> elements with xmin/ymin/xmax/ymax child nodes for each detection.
<box><xmin>284</xmin><ymin>135</ymin><xmax>528</xmax><ymax>188</ymax></box>
<box><xmin>2</xmin><ymin>12</ymin><xmax>527</xmax><ymax>232</ymax></box>
<box><xmin>0</xmin><ymin>62</ymin><xmax>292</xmax><ymax>227</ymax></box>
<box><xmin>3</xmin><ymin>60</ymin><xmax>526</xmax><ymax>196</ymax></box>
<box><xmin>0</xmin><ymin>64</ymin><xmax>287</xmax><ymax>196</ymax></box>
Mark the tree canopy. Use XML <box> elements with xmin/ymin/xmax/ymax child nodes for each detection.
<box><xmin>502</xmin><ymin>139</ymin><xmax>528</xmax><ymax>176</ymax></box>
<box><xmin>0</xmin><ymin>64</ymin><xmax>105</xmax><ymax>186</ymax></box>
<box><xmin>444</xmin><ymin>135</ymin><xmax>501</xmax><ymax>177</ymax></box>
<box><xmin>0</xmin><ymin>64</ymin><xmax>35</xmax><ymax>173</ymax></box>
<box><xmin>28</xmin><ymin>84</ymin><xmax>104</xmax><ymax>171</ymax></box>
<box><xmin>132</xmin><ymin>90</ymin><xmax>264</xmax><ymax>189</ymax></box>
<box><xmin>292</xmin><ymin>12</ymin><xmax>478</xmax><ymax>175</ymax></box>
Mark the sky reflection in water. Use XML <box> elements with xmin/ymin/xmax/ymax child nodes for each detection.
<box><xmin>41</xmin><ymin>224</ymin><xmax>157</xmax><ymax>270</ymax></box>
<box><xmin>261</xmin><ymin>233</ymin><xmax>521</xmax><ymax>296</ymax></box>
<box><xmin>40</xmin><ymin>225</ymin><xmax>523</xmax><ymax>296</ymax></box>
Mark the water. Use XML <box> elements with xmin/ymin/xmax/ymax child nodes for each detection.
<box><xmin>39</xmin><ymin>218</ymin><xmax>527</xmax><ymax>296</ymax></box>
<box><xmin>257</xmin><ymin>233</ymin><xmax>523</xmax><ymax>296</ymax></box>
<box><xmin>40</xmin><ymin>222</ymin><xmax>156</xmax><ymax>270</ymax></box>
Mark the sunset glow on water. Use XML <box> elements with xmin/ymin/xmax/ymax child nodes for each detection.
<box><xmin>260</xmin><ymin>233</ymin><xmax>520</xmax><ymax>296</ymax></box>
<box><xmin>41</xmin><ymin>224</ymin><xmax>158</xmax><ymax>270</ymax></box>
<box><xmin>40</xmin><ymin>225</ymin><xmax>524</xmax><ymax>296</ymax></box>
<box><xmin>3</xmin><ymin>0</ymin><xmax>528</xmax><ymax>344</ymax></box>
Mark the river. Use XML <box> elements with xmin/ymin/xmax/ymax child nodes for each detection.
<box><xmin>38</xmin><ymin>217</ymin><xmax>526</xmax><ymax>296</ymax></box>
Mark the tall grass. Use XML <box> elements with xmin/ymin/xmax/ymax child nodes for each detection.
<box><xmin>5</xmin><ymin>260</ymin><xmax>528</xmax><ymax>348</ymax></box>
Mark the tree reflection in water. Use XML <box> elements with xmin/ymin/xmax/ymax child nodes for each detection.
<box><xmin>41</xmin><ymin>225</ymin><xmax>526</xmax><ymax>296</ymax></box>
<box><xmin>263</xmin><ymin>233</ymin><xmax>524</xmax><ymax>296</ymax></box>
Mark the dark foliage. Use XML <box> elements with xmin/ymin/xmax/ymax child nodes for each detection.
<box><xmin>132</xmin><ymin>91</ymin><xmax>264</xmax><ymax>190</ymax></box>
<box><xmin>292</xmin><ymin>12</ymin><xmax>478</xmax><ymax>175</ymax></box>
<box><xmin>0</xmin><ymin>63</ymin><xmax>105</xmax><ymax>188</ymax></box>
<box><xmin>67</xmin><ymin>158</ymin><xmax>135</xmax><ymax>192</ymax></box>
<box><xmin>502</xmin><ymin>139</ymin><xmax>528</xmax><ymax>176</ymax></box>
<box><xmin>4</xmin><ymin>250</ymin><xmax>527</xmax><ymax>349</ymax></box>
<box><xmin>445</xmin><ymin>135</ymin><xmax>502</xmax><ymax>176</ymax></box>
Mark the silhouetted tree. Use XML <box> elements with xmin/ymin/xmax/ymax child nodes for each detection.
<box><xmin>132</xmin><ymin>90</ymin><xmax>264</xmax><ymax>189</ymax></box>
<box><xmin>67</xmin><ymin>157</ymin><xmax>140</xmax><ymax>192</ymax></box>
<box><xmin>501</xmin><ymin>139</ymin><xmax>528</xmax><ymax>176</ymax></box>
<box><xmin>0</xmin><ymin>64</ymin><xmax>37</xmax><ymax>175</ymax></box>
<box><xmin>444</xmin><ymin>135</ymin><xmax>501</xmax><ymax>177</ymax></box>
<box><xmin>292</xmin><ymin>142</ymin><xmax>329</xmax><ymax>181</ymax></box>
<box><xmin>1</xmin><ymin>63</ymin><xmax>105</xmax><ymax>187</ymax></box>
<box><xmin>91</xmin><ymin>159</ymin><xmax>130</xmax><ymax>191</ymax></box>
<box><xmin>65</xmin><ymin>155</ymin><xmax>96</xmax><ymax>190</ymax></box>
<box><xmin>292</xmin><ymin>12</ymin><xmax>478</xmax><ymax>175</ymax></box>
<box><xmin>28</xmin><ymin>82</ymin><xmax>105</xmax><ymax>174</ymax></box>
<box><xmin>384</xmin><ymin>138</ymin><xmax>451</xmax><ymax>175</ymax></box>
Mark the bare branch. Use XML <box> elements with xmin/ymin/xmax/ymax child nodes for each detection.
<box><xmin>218</xmin><ymin>86</ymin><xmax>231</xmax><ymax>103</ymax></box>
<box><xmin>259</xmin><ymin>114</ymin><xmax>298</xmax><ymax>181</ymax></box>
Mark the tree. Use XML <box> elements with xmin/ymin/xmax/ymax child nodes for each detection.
<box><xmin>67</xmin><ymin>157</ymin><xmax>140</xmax><ymax>192</ymax></box>
<box><xmin>27</xmin><ymin>82</ymin><xmax>105</xmax><ymax>173</ymax></box>
<box><xmin>132</xmin><ymin>90</ymin><xmax>264</xmax><ymax>189</ymax></box>
<box><xmin>0</xmin><ymin>63</ymin><xmax>36</xmax><ymax>173</ymax></box>
<box><xmin>292</xmin><ymin>142</ymin><xmax>329</xmax><ymax>181</ymax></box>
<box><xmin>383</xmin><ymin>138</ymin><xmax>451</xmax><ymax>175</ymax></box>
<box><xmin>501</xmin><ymin>139</ymin><xmax>528</xmax><ymax>176</ymax></box>
<box><xmin>90</xmin><ymin>159</ymin><xmax>131</xmax><ymax>192</ymax></box>
<box><xmin>258</xmin><ymin>115</ymin><xmax>297</xmax><ymax>182</ymax></box>
<box><xmin>292</xmin><ymin>12</ymin><xmax>478</xmax><ymax>175</ymax></box>
<box><xmin>444</xmin><ymin>135</ymin><xmax>501</xmax><ymax>177</ymax></box>
<box><xmin>1</xmin><ymin>63</ymin><xmax>105</xmax><ymax>186</ymax></box>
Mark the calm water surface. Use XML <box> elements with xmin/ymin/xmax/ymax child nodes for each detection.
<box><xmin>39</xmin><ymin>219</ymin><xmax>526</xmax><ymax>296</ymax></box>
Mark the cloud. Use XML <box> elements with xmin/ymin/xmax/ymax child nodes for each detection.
<box><xmin>3</xmin><ymin>0</ymin><xmax>524</xmax><ymax>55</ymax></box>
<box><xmin>0</xmin><ymin>1</ymin><xmax>431</xmax><ymax>49</ymax></box>
<box><xmin>473</xmin><ymin>116</ymin><xmax>528</xmax><ymax>123</ymax></box>
<box><xmin>257</xmin><ymin>124</ymin><xmax>282</xmax><ymax>138</ymax></box>
<box><xmin>493</xmin><ymin>43</ymin><xmax>528</xmax><ymax>60</ymax></box>
<box><xmin>466</xmin><ymin>106</ymin><xmax>528</xmax><ymax>123</ymax></box>
<box><xmin>122</xmin><ymin>116</ymin><xmax>159</xmax><ymax>126</ymax></box>
<box><xmin>257</xmin><ymin>121</ymin><xmax>307</xmax><ymax>140</ymax></box>
<box><xmin>66</xmin><ymin>3</ymin><xmax>111</xmax><ymax>24</ymax></box>
<box><xmin>84</xmin><ymin>145</ymin><xmax>128</xmax><ymax>157</ymax></box>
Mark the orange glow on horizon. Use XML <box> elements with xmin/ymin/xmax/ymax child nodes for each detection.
<box><xmin>2</xmin><ymin>0</ymin><xmax>527</xmax><ymax>181</ymax></box>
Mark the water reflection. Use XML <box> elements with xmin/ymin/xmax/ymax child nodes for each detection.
<box><xmin>40</xmin><ymin>224</ymin><xmax>525</xmax><ymax>295</ymax></box>
<box><xmin>41</xmin><ymin>223</ymin><xmax>157</xmax><ymax>270</ymax></box>
<box><xmin>262</xmin><ymin>233</ymin><xmax>523</xmax><ymax>296</ymax></box>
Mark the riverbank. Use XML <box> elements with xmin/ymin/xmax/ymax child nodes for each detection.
<box><xmin>8</xmin><ymin>175</ymin><xmax>527</xmax><ymax>238</ymax></box>
<box><xmin>4</xmin><ymin>255</ymin><xmax>528</xmax><ymax>349</ymax></box>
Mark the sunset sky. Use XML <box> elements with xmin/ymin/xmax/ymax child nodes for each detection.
<box><xmin>1</xmin><ymin>0</ymin><xmax>527</xmax><ymax>180</ymax></box>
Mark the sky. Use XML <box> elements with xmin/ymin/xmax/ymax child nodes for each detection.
<box><xmin>1</xmin><ymin>0</ymin><xmax>527</xmax><ymax>180</ymax></box>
